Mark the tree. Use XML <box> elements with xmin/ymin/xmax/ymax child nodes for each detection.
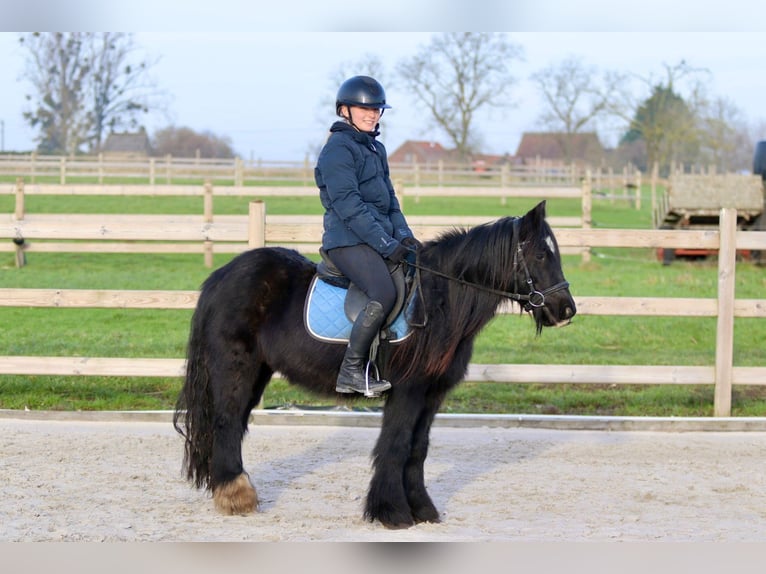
<box><xmin>86</xmin><ymin>33</ymin><xmax>163</xmax><ymax>153</ymax></box>
<box><xmin>19</xmin><ymin>32</ymin><xmax>162</xmax><ymax>155</ymax></box>
<box><xmin>152</xmin><ymin>126</ymin><xmax>236</xmax><ymax>158</ymax></box>
<box><xmin>531</xmin><ymin>56</ymin><xmax>624</xmax><ymax>162</ymax></box>
<box><xmin>697</xmin><ymin>96</ymin><xmax>752</xmax><ymax>172</ymax></box>
<box><xmin>19</xmin><ymin>32</ymin><xmax>91</xmax><ymax>155</ymax></box>
<box><xmin>396</xmin><ymin>33</ymin><xmax>522</xmax><ymax>159</ymax></box>
<box><xmin>615</xmin><ymin>61</ymin><xmax>709</xmax><ymax>174</ymax></box>
<box><xmin>621</xmin><ymin>84</ymin><xmax>698</xmax><ymax>173</ymax></box>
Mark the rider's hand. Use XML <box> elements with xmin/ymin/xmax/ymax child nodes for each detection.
<box><xmin>387</xmin><ymin>243</ymin><xmax>412</xmax><ymax>264</ymax></box>
<box><xmin>401</xmin><ymin>237</ymin><xmax>422</xmax><ymax>250</ymax></box>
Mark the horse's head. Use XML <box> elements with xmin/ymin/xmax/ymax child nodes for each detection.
<box><xmin>515</xmin><ymin>201</ymin><xmax>576</xmax><ymax>333</ymax></box>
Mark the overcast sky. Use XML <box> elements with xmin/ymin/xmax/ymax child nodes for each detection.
<box><xmin>1</xmin><ymin>2</ymin><xmax>764</xmax><ymax>161</ymax></box>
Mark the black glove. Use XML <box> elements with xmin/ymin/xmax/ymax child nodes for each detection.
<box><xmin>401</xmin><ymin>236</ymin><xmax>422</xmax><ymax>250</ymax></box>
<box><xmin>387</xmin><ymin>242</ymin><xmax>412</xmax><ymax>263</ymax></box>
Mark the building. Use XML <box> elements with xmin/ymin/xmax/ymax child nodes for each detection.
<box><xmin>388</xmin><ymin>140</ymin><xmax>454</xmax><ymax>165</ymax></box>
<box><xmin>101</xmin><ymin>130</ymin><xmax>152</xmax><ymax>158</ymax></box>
<box><xmin>389</xmin><ymin>139</ymin><xmax>515</xmax><ymax>173</ymax></box>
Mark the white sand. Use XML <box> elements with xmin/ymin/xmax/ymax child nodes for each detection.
<box><xmin>3</xmin><ymin>416</ymin><xmax>766</xmax><ymax>541</ymax></box>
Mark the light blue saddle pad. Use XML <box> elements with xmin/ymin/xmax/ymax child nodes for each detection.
<box><xmin>304</xmin><ymin>276</ymin><xmax>411</xmax><ymax>344</ymax></box>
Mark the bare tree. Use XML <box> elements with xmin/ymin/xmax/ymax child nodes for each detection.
<box><xmin>19</xmin><ymin>32</ymin><xmax>91</xmax><ymax>155</ymax></box>
<box><xmin>86</xmin><ymin>33</ymin><xmax>163</xmax><ymax>153</ymax></box>
<box><xmin>328</xmin><ymin>53</ymin><xmax>388</xmax><ymax>95</ymax></box>
<box><xmin>396</xmin><ymin>32</ymin><xmax>522</xmax><ymax>159</ymax></box>
<box><xmin>531</xmin><ymin>56</ymin><xmax>624</xmax><ymax>162</ymax></box>
<box><xmin>697</xmin><ymin>96</ymin><xmax>751</xmax><ymax>172</ymax></box>
<box><xmin>19</xmin><ymin>32</ymin><xmax>163</xmax><ymax>155</ymax></box>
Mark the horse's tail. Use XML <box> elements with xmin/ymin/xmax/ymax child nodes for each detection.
<box><xmin>173</xmin><ymin>302</ymin><xmax>214</xmax><ymax>491</ymax></box>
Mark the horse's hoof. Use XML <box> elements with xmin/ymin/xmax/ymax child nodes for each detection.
<box><xmin>213</xmin><ymin>472</ymin><xmax>259</xmax><ymax>515</ymax></box>
<box><xmin>413</xmin><ymin>508</ymin><xmax>441</xmax><ymax>524</ymax></box>
<box><xmin>381</xmin><ymin>519</ymin><xmax>415</xmax><ymax>530</ymax></box>
<box><xmin>368</xmin><ymin>509</ymin><xmax>415</xmax><ymax>529</ymax></box>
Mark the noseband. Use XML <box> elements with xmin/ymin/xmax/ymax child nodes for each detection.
<box><xmin>409</xmin><ymin>217</ymin><xmax>569</xmax><ymax>311</ymax></box>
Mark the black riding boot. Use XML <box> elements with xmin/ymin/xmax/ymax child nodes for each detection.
<box><xmin>336</xmin><ymin>300</ymin><xmax>392</xmax><ymax>397</ymax></box>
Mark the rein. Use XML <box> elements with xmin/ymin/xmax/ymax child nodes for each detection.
<box><xmin>407</xmin><ymin>218</ymin><xmax>569</xmax><ymax>312</ymax></box>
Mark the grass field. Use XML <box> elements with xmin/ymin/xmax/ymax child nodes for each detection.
<box><xmin>1</xmin><ymin>189</ymin><xmax>765</xmax><ymax>416</ymax></box>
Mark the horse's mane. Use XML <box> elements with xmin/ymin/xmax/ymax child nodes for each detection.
<box><xmin>394</xmin><ymin>215</ymin><xmax>542</xmax><ymax>380</ymax></box>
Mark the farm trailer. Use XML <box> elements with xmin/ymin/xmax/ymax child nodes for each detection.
<box><xmin>653</xmin><ymin>173</ymin><xmax>765</xmax><ymax>265</ymax></box>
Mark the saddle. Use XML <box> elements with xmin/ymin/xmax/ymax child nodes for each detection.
<box><xmin>303</xmin><ymin>249</ymin><xmax>415</xmax><ymax>344</ymax></box>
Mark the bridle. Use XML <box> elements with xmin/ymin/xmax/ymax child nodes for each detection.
<box><xmin>407</xmin><ymin>218</ymin><xmax>570</xmax><ymax>313</ymax></box>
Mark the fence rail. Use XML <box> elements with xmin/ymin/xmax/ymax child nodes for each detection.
<box><xmin>0</xmin><ymin>153</ymin><xmax>642</xmax><ymax>191</ymax></box>
<box><xmin>1</xmin><ymin>180</ymin><xmax>591</xmax><ymax>266</ymax></box>
<box><xmin>1</xmin><ymin>208</ymin><xmax>765</xmax><ymax>417</ymax></box>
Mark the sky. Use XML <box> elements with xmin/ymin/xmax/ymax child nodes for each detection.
<box><xmin>1</xmin><ymin>2</ymin><xmax>765</xmax><ymax>161</ymax></box>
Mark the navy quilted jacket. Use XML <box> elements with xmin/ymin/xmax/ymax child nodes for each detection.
<box><xmin>315</xmin><ymin>121</ymin><xmax>414</xmax><ymax>258</ymax></box>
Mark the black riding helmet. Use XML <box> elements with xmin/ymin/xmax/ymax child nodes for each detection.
<box><xmin>335</xmin><ymin>76</ymin><xmax>392</xmax><ymax>116</ymax></box>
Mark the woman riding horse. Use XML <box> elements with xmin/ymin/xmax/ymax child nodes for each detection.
<box><xmin>315</xmin><ymin>75</ymin><xmax>421</xmax><ymax>397</ymax></box>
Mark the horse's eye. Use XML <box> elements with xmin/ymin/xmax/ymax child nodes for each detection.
<box><xmin>535</xmin><ymin>251</ymin><xmax>546</xmax><ymax>261</ymax></box>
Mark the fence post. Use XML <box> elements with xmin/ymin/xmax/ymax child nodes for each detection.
<box><xmin>248</xmin><ymin>200</ymin><xmax>266</xmax><ymax>248</ymax></box>
<box><xmin>98</xmin><ymin>153</ymin><xmax>104</xmax><ymax>184</ymax></box>
<box><xmin>235</xmin><ymin>157</ymin><xmax>244</xmax><ymax>187</ymax></box>
<box><xmin>165</xmin><ymin>154</ymin><xmax>171</xmax><ymax>184</ymax></box>
<box><xmin>30</xmin><ymin>152</ymin><xmax>36</xmax><ymax>184</ymax></box>
<box><xmin>650</xmin><ymin>162</ymin><xmax>659</xmax><ymax>217</ymax></box>
<box><xmin>203</xmin><ymin>180</ymin><xmax>214</xmax><ymax>268</ymax></box>
<box><xmin>415</xmin><ymin>161</ymin><xmax>421</xmax><ymax>188</ymax></box>
<box><xmin>14</xmin><ymin>177</ymin><xmax>25</xmax><ymax>220</ymax></box>
<box><xmin>13</xmin><ymin>178</ymin><xmax>26</xmax><ymax>267</ymax></box>
<box><xmin>149</xmin><ymin>158</ymin><xmax>156</xmax><ymax>186</ymax></box>
<box><xmin>714</xmin><ymin>207</ymin><xmax>737</xmax><ymax>417</ymax></box>
<box><xmin>581</xmin><ymin>170</ymin><xmax>592</xmax><ymax>264</ymax></box>
<box><xmin>60</xmin><ymin>157</ymin><xmax>66</xmax><ymax>184</ymax></box>
<box><xmin>394</xmin><ymin>180</ymin><xmax>404</xmax><ymax>209</ymax></box>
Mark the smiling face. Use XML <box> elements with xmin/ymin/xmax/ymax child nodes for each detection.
<box><xmin>342</xmin><ymin>105</ymin><xmax>383</xmax><ymax>132</ymax></box>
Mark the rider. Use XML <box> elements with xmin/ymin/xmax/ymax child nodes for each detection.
<box><xmin>315</xmin><ymin>75</ymin><xmax>421</xmax><ymax>397</ymax></box>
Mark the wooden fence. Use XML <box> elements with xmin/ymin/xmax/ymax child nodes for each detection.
<box><xmin>1</xmin><ymin>179</ymin><xmax>591</xmax><ymax>267</ymax></box>
<box><xmin>0</xmin><ymin>152</ymin><xmax>639</xmax><ymax>191</ymax></box>
<box><xmin>1</xmin><ymin>206</ymin><xmax>765</xmax><ymax>417</ymax></box>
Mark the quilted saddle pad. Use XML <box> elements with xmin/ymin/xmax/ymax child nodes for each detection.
<box><xmin>304</xmin><ymin>275</ymin><xmax>411</xmax><ymax>344</ymax></box>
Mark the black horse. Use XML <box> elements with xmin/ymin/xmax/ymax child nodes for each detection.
<box><xmin>173</xmin><ymin>201</ymin><xmax>576</xmax><ymax>528</ymax></box>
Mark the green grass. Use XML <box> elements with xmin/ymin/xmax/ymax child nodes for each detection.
<box><xmin>1</xmin><ymin>187</ymin><xmax>765</xmax><ymax>415</ymax></box>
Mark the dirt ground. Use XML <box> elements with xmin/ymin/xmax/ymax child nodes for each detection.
<box><xmin>3</xmin><ymin>413</ymin><xmax>766</xmax><ymax>542</ymax></box>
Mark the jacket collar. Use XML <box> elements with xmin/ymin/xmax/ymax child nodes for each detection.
<box><xmin>330</xmin><ymin>120</ymin><xmax>380</xmax><ymax>142</ymax></box>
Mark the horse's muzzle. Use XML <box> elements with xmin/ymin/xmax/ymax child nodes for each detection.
<box><xmin>537</xmin><ymin>291</ymin><xmax>576</xmax><ymax>328</ymax></box>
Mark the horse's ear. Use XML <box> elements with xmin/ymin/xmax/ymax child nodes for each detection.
<box><xmin>526</xmin><ymin>200</ymin><xmax>547</xmax><ymax>225</ymax></box>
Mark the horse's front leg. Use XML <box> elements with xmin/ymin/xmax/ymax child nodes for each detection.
<box><xmin>403</xmin><ymin>390</ymin><xmax>445</xmax><ymax>524</ymax></box>
<box><xmin>364</xmin><ymin>385</ymin><xmax>425</xmax><ymax>528</ymax></box>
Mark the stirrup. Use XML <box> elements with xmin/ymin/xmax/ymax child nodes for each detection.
<box><xmin>335</xmin><ymin>361</ymin><xmax>391</xmax><ymax>397</ymax></box>
<box><xmin>361</xmin><ymin>361</ymin><xmax>391</xmax><ymax>397</ymax></box>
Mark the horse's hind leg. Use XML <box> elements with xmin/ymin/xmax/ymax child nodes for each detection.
<box><xmin>210</xmin><ymin>358</ymin><xmax>272</xmax><ymax>515</ymax></box>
